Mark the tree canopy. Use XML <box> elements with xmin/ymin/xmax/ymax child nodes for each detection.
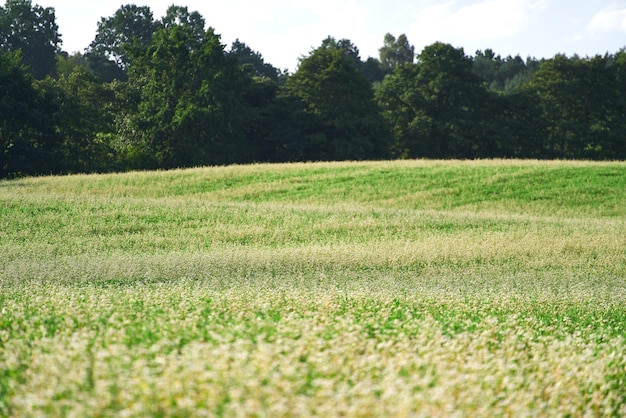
<box><xmin>0</xmin><ymin>0</ymin><xmax>60</xmax><ymax>79</ymax></box>
<box><xmin>1</xmin><ymin>1</ymin><xmax>625</xmax><ymax>178</ymax></box>
<box><xmin>123</xmin><ymin>21</ymin><xmax>250</xmax><ymax>168</ymax></box>
<box><xmin>0</xmin><ymin>50</ymin><xmax>61</xmax><ymax>177</ymax></box>
<box><xmin>283</xmin><ymin>37</ymin><xmax>391</xmax><ymax>161</ymax></box>
<box><xmin>86</xmin><ymin>4</ymin><xmax>156</xmax><ymax>71</ymax></box>
<box><xmin>379</xmin><ymin>33</ymin><xmax>415</xmax><ymax>71</ymax></box>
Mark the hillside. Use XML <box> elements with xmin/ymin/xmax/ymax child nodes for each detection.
<box><xmin>1</xmin><ymin>159</ymin><xmax>626</xmax><ymax>416</ymax></box>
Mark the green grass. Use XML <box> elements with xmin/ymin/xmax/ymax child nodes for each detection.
<box><xmin>1</xmin><ymin>159</ymin><xmax>626</xmax><ymax>416</ymax></box>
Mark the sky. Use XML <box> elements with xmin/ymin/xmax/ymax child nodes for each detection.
<box><xmin>37</xmin><ymin>0</ymin><xmax>626</xmax><ymax>71</ymax></box>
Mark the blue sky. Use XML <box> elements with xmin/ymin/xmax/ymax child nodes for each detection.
<box><xmin>38</xmin><ymin>0</ymin><xmax>626</xmax><ymax>71</ymax></box>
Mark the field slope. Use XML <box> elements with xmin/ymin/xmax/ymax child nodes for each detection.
<box><xmin>1</xmin><ymin>159</ymin><xmax>626</xmax><ymax>416</ymax></box>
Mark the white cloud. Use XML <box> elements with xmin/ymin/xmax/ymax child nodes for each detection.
<box><xmin>587</xmin><ymin>6</ymin><xmax>626</xmax><ymax>34</ymax></box>
<box><xmin>409</xmin><ymin>0</ymin><xmax>550</xmax><ymax>47</ymax></box>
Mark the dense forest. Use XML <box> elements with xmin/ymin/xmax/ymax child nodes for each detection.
<box><xmin>1</xmin><ymin>0</ymin><xmax>625</xmax><ymax>178</ymax></box>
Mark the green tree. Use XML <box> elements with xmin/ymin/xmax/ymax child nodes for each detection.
<box><xmin>0</xmin><ymin>51</ymin><xmax>61</xmax><ymax>177</ymax></box>
<box><xmin>375</xmin><ymin>63</ymin><xmax>426</xmax><ymax>158</ymax></box>
<box><xmin>361</xmin><ymin>57</ymin><xmax>387</xmax><ymax>83</ymax></box>
<box><xmin>56</xmin><ymin>51</ymin><xmax>126</xmax><ymax>83</ymax></box>
<box><xmin>525</xmin><ymin>53</ymin><xmax>626</xmax><ymax>159</ymax></box>
<box><xmin>472</xmin><ymin>49</ymin><xmax>499</xmax><ymax>86</ymax></box>
<box><xmin>228</xmin><ymin>39</ymin><xmax>282</xmax><ymax>81</ymax></box>
<box><xmin>319</xmin><ymin>36</ymin><xmax>385</xmax><ymax>83</ymax></box>
<box><xmin>282</xmin><ymin>38</ymin><xmax>392</xmax><ymax>161</ymax></box>
<box><xmin>87</xmin><ymin>4</ymin><xmax>156</xmax><ymax>71</ymax></box>
<box><xmin>123</xmin><ymin>19</ymin><xmax>251</xmax><ymax>168</ymax></box>
<box><xmin>529</xmin><ymin>55</ymin><xmax>590</xmax><ymax>157</ymax></box>
<box><xmin>379</xmin><ymin>33</ymin><xmax>414</xmax><ymax>71</ymax></box>
<box><xmin>378</xmin><ymin>42</ymin><xmax>491</xmax><ymax>158</ymax></box>
<box><xmin>502</xmin><ymin>89</ymin><xmax>547</xmax><ymax>158</ymax></box>
<box><xmin>473</xmin><ymin>50</ymin><xmax>534</xmax><ymax>94</ymax></box>
<box><xmin>161</xmin><ymin>5</ymin><xmax>205</xmax><ymax>40</ymax></box>
<box><xmin>0</xmin><ymin>0</ymin><xmax>61</xmax><ymax>79</ymax></box>
<box><xmin>608</xmin><ymin>49</ymin><xmax>626</xmax><ymax>159</ymax></box>
<box><xmin>320</xmin><ymin>37</ymin><xmax>361</xmax><ymax>67</ymax></box>
<box><xmin>418</xmin><ymin>42</ymin><xmax>495</xmax><ymax>157</ymax></box>
<box><xmin>38</xmin><ymin>64</ymin><xmax>118</xmax><ymax>173</ymax></box>
<box><xmin>241</xmin><ymin>75</ymin><xmax>292</xmax><ymax>162</ymax></box>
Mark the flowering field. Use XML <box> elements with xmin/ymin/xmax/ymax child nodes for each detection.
<box><xmin>1</xmin><ymin>160</ymin><xmax>626</xmax><ymax>416</ymax></box>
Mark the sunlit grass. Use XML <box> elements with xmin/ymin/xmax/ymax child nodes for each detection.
<box><xmin>1</xmin><ymin>159</ymin><xmax>626</xmax><ymax>416</ymax></box>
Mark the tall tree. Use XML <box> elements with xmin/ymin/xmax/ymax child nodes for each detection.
<box><xmin>228</xmin><ymin>39</ymin><xmax>281</xmax><ymax>80</ymax></box>
<box><xmin>375</xmin><ymin>63</ymin><xmax>425</xmax><ymax>158</ymax></box>
<box><xmin>361</xmin><ymin>57</ymin><xmax>387</xmax><ymax>83</ymax></box>
<box><xmin>417</xmin><ymin>42</ymin><xmax>493</xmax><ymax>157</ymax></box>
<box><xmin>473</xmin><ymin>50</ymin><xmax>533</xmax><ymax>94</ymax></box>
<box><xmin>525</xmin><ymin>53</ymin><xmax>626</xmax><ymax>159</ymax></box>
<box><xmin>240</xmin><ymin>75</ymin><xmax>290</xmax><ymax>162</ymax></box>
<box><xmin>320</xmin><ymin>36</ymin><xmax>362</xmax><ymax>66</ymax></box>
<box><xmin>282</xmin><ymin>38</ymin><xmax>392</xmax><ymax>161</ymax></box>
<box><xmin>609</xmin><ymin>49</ymin><xmax>626</xmax><ymax>159</ymax></box>
<box><xmin>38</xmin><ymin>64</ymin><xmax>118</xmax><ymax>173</ymax></box>
<box><xmin>502</xmin><ymin>89</ymin><xmax>548</xmax><ymax>158</ymax></box>
<box><xmin>87</xmin><ymin>4</ymin><xmax>156</xmax><ymax>71</ymax></box>
<box><xmin>227</xmin><ymin>40</ymin><xmax>291</xmax><ymax>162</ymax></box>
<box><xmin>56</xmin><ymin>51</ymin><xmax>126</xmax><ymax>83</ymax></box>
<box><xmin>377</xmin><ymin>42</ymin><xmax>494</xmax><ymax>158</ymax></box>
<box><xmin>379</xmin><ymin>33</ymin><xmax>414</xmax><ymax>71</ymax></box>
<box><xmin>161</xmin><ymin>5</ymin><xmax>205</xmax><ymax>40</ymax></box>
<box><xmin>123</xmin><ymin>19</ymin><xmax>251</xmax><ymax>168</ymax></box>
<box><xmin>0</xmin><ymin>51</ymin><xmax>61</xmax><ymax>177</ymax></box>
<box><xmin>0</xmin><ymin>0</ymin><xmax>61</xmax><ymax>79</ymax></box>
<box><xmin>320</xmin><ymin>36</ymin><xmax>388</xmax><ymax>83</ymax></box>
<box><xmin>472</xmin><ymin>49</ymin><xmax>500</xmax><ymax>87</ymax></box>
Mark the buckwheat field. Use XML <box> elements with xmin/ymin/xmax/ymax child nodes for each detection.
<box><xmin>1</xmin><ymin>160</ymin><xmax>625</xmax><ymax>417</ymax></box>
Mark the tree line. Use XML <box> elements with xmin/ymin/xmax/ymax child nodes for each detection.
<box><xmin>1</xmin><ymin>0</ymin><xmax>625</xmax><ymax>178</ymax></box>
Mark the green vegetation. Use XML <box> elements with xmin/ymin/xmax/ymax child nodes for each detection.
<box><xmin>3</xmin><ymin>1</ymin><xmax>626</xmax><ymax>178</ymax></box>
<box><xmin>1</xmin><ymin>160</ymin><xmax>626</xmax><ymax>416</ymax></box>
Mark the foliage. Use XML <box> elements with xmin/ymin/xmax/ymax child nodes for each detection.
<box><xmin>229</xmin><ymin>39</ymin><xmax>282</xmax><ymax>80</ymax></box>
<box><xmin>472</xmin><ymin>49</ymin><xmax>537</xmax><ymax>94</ymax></box>
<box><xmin>523</xmin><ymin>53</ymin><xmax>626</xmax><ymax>159</ymax></box>
<box><xmin>377</xmin><ymin>43</ymin><xmax>493</xmax><ymax>158</ymax></box>
<box><xmin>57</xmin><ymin>51</ymin><xmax>126</xmax><ymax>83</ymax></box>
<box><xmin>379</xmin><ymin>33</ymin><xmax>415</xmax><ymax>71</ymax></box>
<box><xmin>1</xmin><ymin>1</ymin><xmax>626</xmax><ymax>178</ymax></box>
<box><xmin>122</xmin><ymin>20</ymin><xmax>250</xmax><ymax>168</ymax></box>
<box><xmin>0</xmin><ymin>0</ymin><xmax>60</xmax><ymax>79</ymax></box>
<box><xmin>283</xmin><ymin>37</ymin><xmax>392</xmax><ymax>161</ymax></box>
<box><xmin>161</xmin><ymin>5</ymin><xmax>206</xmax><ymax>42</ymax></box>
<box><xmin>38</xmin><ymin>64</ymin><xmax>118</xmax><ymax>173</ymax></box>
<box><xmin>86</xmin><ymin>4</ymin><xmax>156</xmax><ymax>71</ymax></box>
<box><xmin>0</xmin><ymin>50</ymin><xmax>61</xmax><ymax>177</ymax></box>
